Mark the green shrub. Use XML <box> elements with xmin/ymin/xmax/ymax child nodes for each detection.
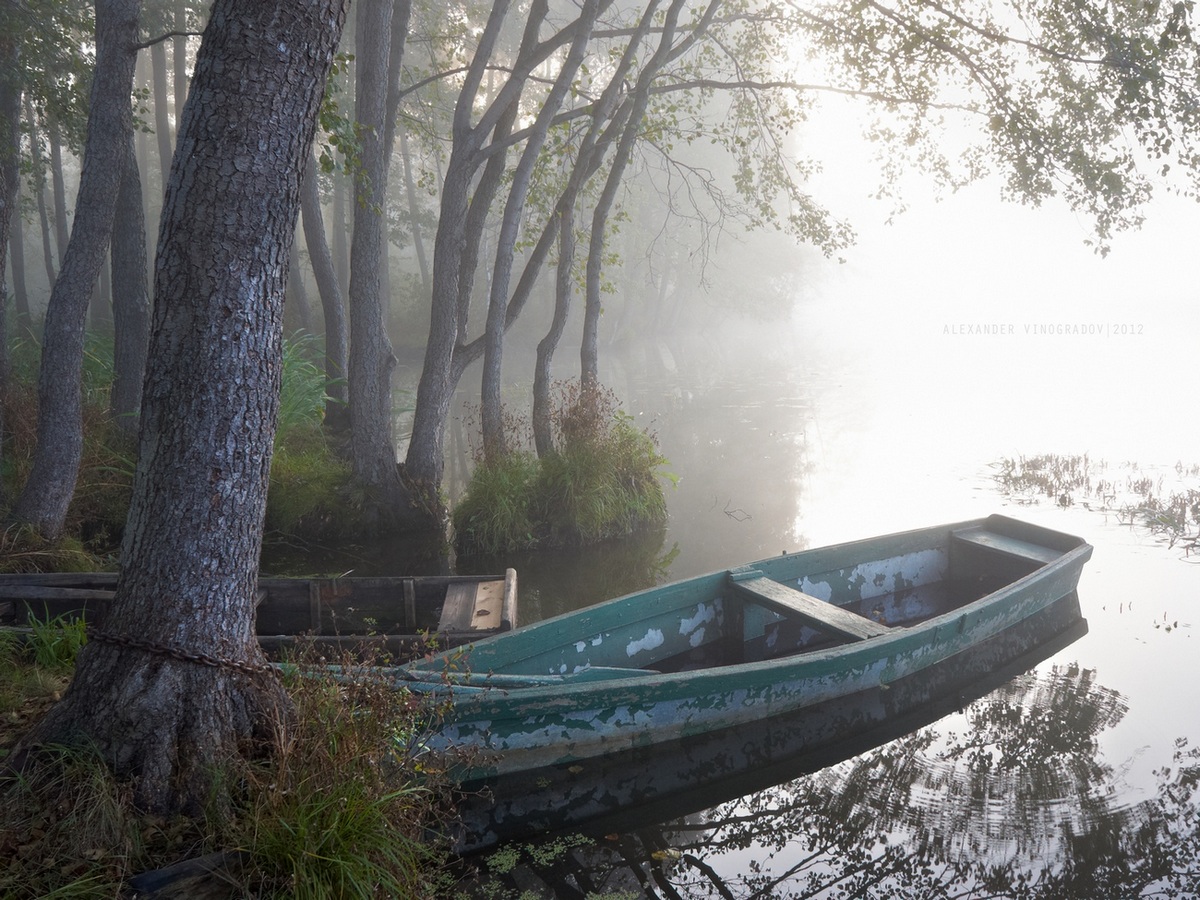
<box><xmin>453</xmin><ymin>383</ymin><xmax>670</xmax><ymax>554</ymax></box>
<box><xmin>451</xmin><ymin>451</ymin><xmax>541</xmax><ymax>555</ymax></box>
<box><xmin>266</xmin><ymin>427</ymin><xmax>357</xmax><ymax>540</ymax></box>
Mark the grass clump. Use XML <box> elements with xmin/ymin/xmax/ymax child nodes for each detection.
<box><xmin>0</xmin><ymin>614</ymin><xmax>80</xmax><ymax>743</ymax></box>
<box><xmin>453</xmin><ymin>383</ymin><xmax>670</xmax><ymax>555</ymax></box>
<box><xmin>0</xmin><ymin>648</ymin><xmax>456</xmax><ymax>898</ymax></box>
<box><xmin>223</xmin><ymin>663</ymin><xmax>449</xmax><ymax>898</ymax></box>
<box><xmin>449</xmin><ymin>451</ymin><xmax>541</xmax><ymax>556</ymax></box>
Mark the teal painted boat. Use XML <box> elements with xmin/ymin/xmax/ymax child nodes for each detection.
<box><xmin>398</xmin><ymin>515</ymin><xmax>1092</xmax><ymax>781</ymax></box>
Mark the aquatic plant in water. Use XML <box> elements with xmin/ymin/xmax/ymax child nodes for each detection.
<box><xmin>992</xmin><ymin>454</ymin><xmax>1200</xmax><ymax>554</ymax></box>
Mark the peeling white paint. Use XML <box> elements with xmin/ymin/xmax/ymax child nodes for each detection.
<box><xmin>626</xmin><ymin>628</ymin><xmax>665</xmax><ymax>657</ymax></box>
<box><xmin>689</xmin><ymin>626</ymin><xmax>706</xmax><ymax>647</ymax></box>
<box><xmin>799</xmin><ymin>578</ymin><xmax>833</xmax><ymax>600</ymax></box>
<box><xmin>800</xmin><ymin>549</ymin><xmax>947</xmax><ymax>601</ymax></box>
<box><xmin>575</xmin><ymin>641</ymin><xmax>587</xmax><ymax>653</ymax></box>
<box><xmin>679</xmin><ymin>602</ymin><xmax>716</xmax><ymax>636</ymax></box>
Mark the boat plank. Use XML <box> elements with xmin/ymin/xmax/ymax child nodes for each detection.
<box><xmin>952</xmin><ymin>527</ymin><xmax>1060</xmax><ymax>564</ymax></box>
<box><xmin>732</xmin><ymin>576</ymin><xmax>891</xmax><ymax>642</ymax></box>
<box><xmin>439</xmin><ymin>582</ymin><xmax>479</xmax><ymax>632</ymax></box>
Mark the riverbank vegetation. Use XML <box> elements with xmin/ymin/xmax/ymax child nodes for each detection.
<box><xmin>1</xmin><ymin>331</ymin><xmax>358</xmax><ymax>572</ymax></box>
<box><xmin>0</xmin><ymin>624</ymin><xmax>456</xmax><ymax>898</ymax></box>
<box><xmin>992</xmin><ymin>453</ymin><xmax>1200</xmax><ymax>554</ymax></box>
<box><xmin>452</xmin><ymin>384</ymin><xmax>671</xmax><ymax>555</ymax></box>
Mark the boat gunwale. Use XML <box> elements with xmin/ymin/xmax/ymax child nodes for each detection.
<box><xmin>402</xmin><ymin>517</ymin><xmax>1092</xmax><ymax>704</ymax></box>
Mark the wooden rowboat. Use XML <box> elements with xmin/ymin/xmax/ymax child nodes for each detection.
<box><xmin>0</xmin><ymin>569</ymin><xmax>517</xmax><ymax>659</ymax></box>
<box><xmin>397</xmin><ymin>515</ymin><xmax>1091</xmax><ymax>782</ymax></box>
<box><xmin>455</xmin><ymin>591</ymin><xmax>1089</xmax><ymax>852</ymax></box>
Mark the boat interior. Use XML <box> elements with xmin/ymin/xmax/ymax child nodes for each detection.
<box><xmin>408</xmin><ymin>518</ymin><xmax>1081</xmax><ymax>687</ymax></box>
<box><xmin>657</xmin><ymin>521</ymin><xmax>1068</xmax><ymax>672</ymax></box>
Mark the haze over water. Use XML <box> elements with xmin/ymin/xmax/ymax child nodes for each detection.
<box><xmin>492</xmin><ymin>178</ymin><xmax>1200</xmax><ymax>893</ymax></box>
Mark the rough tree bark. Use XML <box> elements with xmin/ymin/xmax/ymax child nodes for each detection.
<box><xmin>14</xmin><ymin>0</ymin><xmax>349</xmax><ymax>814</ymax></box>
<box><xmin>10</xmin><ymin>0</ymin><xmax>141</xmax><ymax>539</ymax></box>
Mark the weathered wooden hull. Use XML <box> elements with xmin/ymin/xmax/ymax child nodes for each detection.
<box><xmin>455</xmin><ymin>592</ymin><xmax>1089</xmax><ymax>852</ymax></box>
<box><xmin>401</xmin><ymin>515</ymin><xmax>1091</xmax><ymax>781</ymax></box>
<box><xmin>0</xmin><ymin>569</ymin><xmax>517</xmax><ymax>659</ymax></box>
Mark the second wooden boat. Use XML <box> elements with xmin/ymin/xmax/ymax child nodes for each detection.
<box><xmin>0</xmin><ymin>569</ymin><xmax>517</xmax><ymax>659</ymax></box>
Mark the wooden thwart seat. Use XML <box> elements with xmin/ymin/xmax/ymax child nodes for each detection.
<box><xmin>730</xmin><ymin>574</ymin><xmax>891</xmax><ymax>642</ymax></box>
<box><xmin>952</xmin><ymin>526</ymin><xmax>1061</xmax><ymax>565</ymax></box>
<box><xmin>437</xmin><ymin>579</ymin><xmax>505</xmax><ymax>633</ymax></box>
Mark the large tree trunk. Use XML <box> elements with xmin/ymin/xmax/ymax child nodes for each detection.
<box><xmin>299</xmin><ymin>150</ymin><xmax>349</xmax><ymax>430</ymax></box>
<box><xmin>150</xmin><ymin>37</ymin><xmax>174</xmax><ymax>192</ymax></box>
<box><xmin>347</xmin><ymin>0</ymin><xmax>402</xmax><ymax>518</ymax></box>
<box><xmin>109</xmin><ymin>140</ymin><xmax>148</xmax><ymax>433</ymax></box>
<box><xmin>10</xmin><ymin>0</ymin><xmax>141</xmax><ymax>539</ymax></box>
<box><xmin>15</xmin><ymin>0</ymin><xmax>348</xmax><ymax>815</ymax></box>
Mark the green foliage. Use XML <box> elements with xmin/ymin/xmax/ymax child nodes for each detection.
<box><xmin>453</xmin><ymin>384</ymin><xmax>670</xmax><ymax>554</ymax></box>
<box><xmin>278</xmin><ymin>332</ymin><xmax>337</xmax><ymax>438</ymax></box>
<box><xmin>24</xmin><ymin>612</ymin><xmax>88</xmax><ymax>670</ymax></box>
<box><xmin>451</xmin><ymin>452</ymin><xmax>542</xmax><ymax>556</ymax></box>
<box><xmin>266</xmin><ymin>429</ymin><xmax>356</xmax><ymax>540</ymax></box>
<box><xmin>3</xmin><ymin>330</ymin><xmax>353</xmax><ymax>554</ymax></box>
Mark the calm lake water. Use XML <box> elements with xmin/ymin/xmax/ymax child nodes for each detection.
<box><xmin>440</xmin><ymin>194</ymin><xmax>1200</xmax><ymax>896</ymax></box>
<box><xmin>271</xmin><ymin>191</ymin><xmax>1200</xmax><ymax>895</ymax></box>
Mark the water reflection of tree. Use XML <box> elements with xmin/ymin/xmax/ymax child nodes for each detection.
<box><xmin>466</xmin><ymin>664</ymin><xmax>1200</xmax><ymax>898</ymax></box>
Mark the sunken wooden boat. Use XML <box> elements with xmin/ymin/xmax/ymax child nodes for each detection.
<box><xmin>0</xmin><ymin>569</ymin><xmax>517</xmax><ymax>660</ymax></box>
<box><xmin>397</xmin><ymin>515</ymin><xmax>1091</xmax><ymax>781</ymax></box>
